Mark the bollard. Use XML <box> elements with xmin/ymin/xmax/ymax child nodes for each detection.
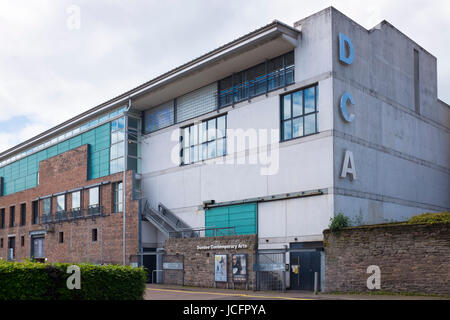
<box><xmin>314</xmin><ymin>272</ymin><xmax>318</xmax><ymax>294</ymax></box>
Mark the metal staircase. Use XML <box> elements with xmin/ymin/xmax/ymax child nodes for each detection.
<box><xmin>141</xmin><ymin>200</ymin><xmax>194</xmax><ymax>237</ymax></box>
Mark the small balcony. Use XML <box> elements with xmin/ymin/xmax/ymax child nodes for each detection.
<box><xmin>69</xmin><ymin>208</ymin><xmax>84</xmax><ymax>219</ymax></box>
<box><xmin>86</xmin><ymin>205</ymin><xmax>103</xmax><ymax>217</ymax></box>
<box><xmin>41</xmin><ymin>213</ymin><xmax>53</xmax><ymax>224</ymax></box>
<box><xmin>55</xmin><ymin>211</ymin><xmax>68</xmax><ymax>222</ymax></box>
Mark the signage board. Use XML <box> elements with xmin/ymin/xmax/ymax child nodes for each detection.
<box><xmin>214</xmin><ymin>254</ymin><xmax>227</xmax><ymax>282</ymax></box>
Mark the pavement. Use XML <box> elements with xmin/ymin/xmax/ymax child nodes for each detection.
<box><xmin>144</xmin><ymin>284</ymin><xmax>448</xmax><ymax>300</ymax></box>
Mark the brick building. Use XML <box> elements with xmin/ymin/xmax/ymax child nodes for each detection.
<box><xmin>0</xmin><ymin>7</ymin><xmax>448</xmax><ymax>291</ymax></box>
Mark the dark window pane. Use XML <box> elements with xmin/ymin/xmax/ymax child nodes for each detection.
<box><xmin>283</xmin><ymin>120</ymin><xmax>292</xmax><ymax>140</ymax></box>
<box><xmin>293</xmin><ymin>117</ymin><xmax>303</xmax><ymax>138</ymax></box>
<box><xmin>283</xmin><ymin>95</ymin><xmax>291</xmax><ymax>120</ymax></box>
<box><xmin>304</xmin><ymin>114</ymin><xmax>316</xmax><ymax>135</ymax></box>
<box><xmin>293</xmin><ymin>91</ymin><xmax>303</xmax><ymax>117</ymax></box>
<box><xmin>285</xmin><ymin>51</ymin><xmax>294</xmax><ymax>67</ymax></box>
<box><xmin>305</xmin><ymin>87</ymin><xmax>315</xmax><ymax>114</ymax></box>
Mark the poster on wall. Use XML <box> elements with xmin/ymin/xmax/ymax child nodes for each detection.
<box><xmin>232</xmin><ymin>254</ymin><xmax>247</xmax><ymax>282</ymax></box>
<box><xmin>214</xmin><ymin>254</ymin><xmax>227</xmax><ymax>282</ymax></box>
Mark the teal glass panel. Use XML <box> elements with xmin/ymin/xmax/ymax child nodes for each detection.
<box><xmin>205</xmin><ymin>203</ymin><xmax>257</xmax><ymax>237</ymax></box>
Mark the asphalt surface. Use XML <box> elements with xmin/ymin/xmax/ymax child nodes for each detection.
<box><xmin>144</xmin><ymin>284</ymin><xmax>448</xmax><ymax>300</ymax></box>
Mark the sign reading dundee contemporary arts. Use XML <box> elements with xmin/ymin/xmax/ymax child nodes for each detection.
<box><xmin>214</xmin><ymin>254</ymin><xmax>227</xmax><ymax>282</ymax></box>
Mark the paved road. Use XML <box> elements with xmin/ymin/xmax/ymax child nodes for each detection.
<box><xmin>144</xmin><ymin>284</ymin><xmax>447</xmax><ymax>300</ymax></box>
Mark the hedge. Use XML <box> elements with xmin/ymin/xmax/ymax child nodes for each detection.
<box><xmin>0</xmin><ymin>260</ymin><xmax>147</xmax><ymax>300</ymax></box>
<box><xmin>407</xmin><ymin>212</ymin><xmax>450</xmax><ymax>225</ymax></box>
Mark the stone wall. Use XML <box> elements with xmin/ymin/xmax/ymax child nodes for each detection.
<box><xmin>324</xmin><ymin>223</ymin><xmax>450</xmax><ymax>295</ymax></box>
<box><xmin>164</xmin><ymin>235</ymin><xmax>258</xmax><ymax>289</ymax></box>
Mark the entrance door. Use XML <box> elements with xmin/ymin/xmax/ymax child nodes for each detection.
<box><xmin>8</xmin><ymin>237</ymin><xmax>15</xmax><ymax>261</ymax></box>
<box><xmin>31</xmin><ymin>237</ymin><xmax>45</xmax><ymax>261</ymax></box>
<box><xmin>289</xmin><ymin>251</ymin><xmax>321</xmax><ymax>291</ymax></box>
<box><xmin>143</xmin><ymin>248</ymin><xmax>157</xmax><ymax>283</ymax></box>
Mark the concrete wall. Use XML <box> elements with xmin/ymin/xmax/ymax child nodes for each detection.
<box><xmin>330</xmin><ymin>8</ymin><xmax>450</xmax><ymax>224</ymax></box>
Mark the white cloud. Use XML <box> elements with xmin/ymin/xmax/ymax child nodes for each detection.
<box><xmin>0</xmin><ymin>0</ymin><xmax>449</xmax><ymax>153</ymax></box>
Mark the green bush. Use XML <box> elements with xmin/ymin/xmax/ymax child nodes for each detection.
<box><xmin>329</xmin><ymin>213</ymin><xmax>350</xmax><ymax>232</ymax></box>
<box><xmin>0</xmin><ymin>260</ymin><xmax>147</xmax><ymax>300</ymax></box>
<box><xmin>407</xmin><ymin>212</ymin><xmax>450</xmax><ymax>225</ymax></box>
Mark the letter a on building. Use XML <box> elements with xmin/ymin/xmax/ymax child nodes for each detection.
<box><xmin>341</xmin><ymin>150</ymin><xmax>357</xmax><ymax>180</ymax></box>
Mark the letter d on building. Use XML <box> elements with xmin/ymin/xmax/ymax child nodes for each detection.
<box><xmin>366</xmin><ymin>265</ymin><xmax>381</xmax><ymax>290</ymax></box>
<box><xmin>67</xmin><ymin>265</ymin><xmax>81</xmax><ymax>290</ymax></box>
<box><xmin>339</xmin><ymin>33</ymin><xmax>354</xmax><ymax>65</ymax></box>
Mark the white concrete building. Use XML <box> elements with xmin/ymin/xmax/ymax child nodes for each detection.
<box><xmin>131</xmin><ymin>7</ymin><xmax>449</xmax><ymax>289</ymax></box>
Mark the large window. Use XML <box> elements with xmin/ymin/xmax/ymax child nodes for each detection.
<box><xmin>72</xmin><ymin>191</ymin><xmax>81</xmax><ymax>209</ymax></box>
<box><xmin>9</xmin><ymin>206</ymin><xmax>15</xmax><ymax>227</ymax></box>
<box><xmin>181</xmin><ymin>115</ymin><xmax>227</xmax><ymax>165</ymax></box>
<box><xmin>113</xmin><ymin>182</ymin><xmax>123</xmax><ymax>213</ymax></box>
<box><xmin>89</xmin><ymin>187</ymin><xmax>99</xmax><ymax>207</ymax></box>
<box><xmin>0</xmin><ymin>209</ymin><xmax>5</xmax><ymax>229</ymax></box>
<box><xmin>110</xmin><ymin>118</ymin><xmax>125</xmax><ymax>174</ymax></box>
<box><xmin>144</xmin><ymin>100</ymin><xmax>175</xmax><ymax>133</ymax></box>
<box><xmin>56</xmin><ymin>195</ymin><xmax>65</xmax><ymax>212</ymax></box>
<box><xmin>219</xmin><ymin>51</ymin><xmax>294</xmax><ymax>107</ymax></box>
<box><xmin>43</xmin><ymin>198</ymin><xmax>51</xmax><ymax>215</ymax></box>
<box><xmin>20</xmin><ymin>203</ymin><xmax>26</xmax><ymax>226</ymax></box>
<box><xmin>281</xmin><ymin>85</ymin><xmax>318</xmax><ymax>141</ymax></box>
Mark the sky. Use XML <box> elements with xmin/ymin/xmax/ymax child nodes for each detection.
<box><xmin>0</xmin><ymin>0</ymin><xmax>449</xmax><ymax>153</ymax></box>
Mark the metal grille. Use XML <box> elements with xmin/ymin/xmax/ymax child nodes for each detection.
<box><xmin>254</xmin><ymin>252</ymin><xmax>286</xmax><ymax>291</ymax></box>
<box><xmin>176</xmin><ymin>83</ymin><xmax>217</xmax><ymax>123</ymax></box>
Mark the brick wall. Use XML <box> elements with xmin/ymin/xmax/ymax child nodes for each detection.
<box><xmin>0</xmin><ymin>144</ymin><xmax>139</xmax><ymax>265</ymax></box>
<box><xmin>324</xmin><ymin>223</ymin><xmax>450</xmax><ymax>295</ymax></box>
<box><xmin>164</xmin><ymin>235</ymin><xmax>258</xmax><ymax>289</ymax></box>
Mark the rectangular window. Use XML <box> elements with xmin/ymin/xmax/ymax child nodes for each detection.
<box><xmin>92</xmin><ymin>228</ymin><xmax>98</xmax><ymax>242</ymax></box>
<box><xmin>0</xmin><ymin>238</ymin><xmax>3</xmax><ymax>248</ymax></box>
<box><xmin>32</xmin><ymin>201</ymin><xmax>39</xmax><ymax>225</ymax></box>
<box><xmin>176</xmin><ymin>83</ymin><xmax>217</xmax><ymax>123</ymax></box>
<box><xmin>43</xmin><ymin>198</ymin><xmax>51</xmax><ymax>215</ymax></box>
<box><xmin>57</xmin><ymin>195</ymin><xmax>65</xmax><ymax>212</ymax></box>
<box><xmin>89</xmin><ymin>187</ymin><xmax>100</xmax><ymax>207</ymax></box>
<box><xmin>9</xmin><ymin>206</ymin><xmax>15</xmax><ymax>228</ymax></box>
<box><xmin>59</xmin><ymin>232</ymin><xmax>64</xmax><ymax>243</ymax></box>
<box><xmin>72</xmin><ymin>191</ymin><xmax>81</xmax><ymax>209</ymax></box>
<box><xmin>110</xmin><ymin>118</ymin><xmax>125</xmax><ymax>174</ymax></box>
<box><xmin>113</xmin><ymin>182</ymin><xmax>123</xmax><ymax>213</ymax></box>
<box><xmin>21</xmin><ymin>236</ymin><xmax>24</xmax><ymax>247</ymax></box>
<box><xmin>0</xmin><ymin>209</ymin><xmax>5</xmax><ymax>229</ymax></box>
<box><xmin>144</xmin><ymin>100</ymin><xmax>175</xmax><ymax>133</ymax></box>
<box><xmin>219</xmin><ymin>51</ymin><xmax>294</xmax><ymax>108</ymax></box>
<box><xmin>281</xmin><ymin>85</ymin><xmax>318</xmax><ymax>141</ymax></box>
<box><xmin>20</xmin><ymin>203</ymin><xmax>26</xmax><ymax>226</ymax></box>
<box><xmin>181</xmin><ymin>115</ymin><xmax>227</xmax><ymax>165</ymax></box>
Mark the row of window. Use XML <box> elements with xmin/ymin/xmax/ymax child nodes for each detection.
<box><xmin>143</xmin><ymin>51</ymin><xmax>295</xmax><ymax>134</ymax></box>
<box><xmin>0</xmin><ymin>182</ymin><xmax>123</xmax><ymax>228</ymax></box>
<box><xmin>0</xmin><ymin>106</ymin><xmax>127</xmax><ymax>169</ymax></box>
<box><xmin>1</xmin><ymin>228</ymin><xmax>99</xmax><ymax>261</ymax></box>
<box><xmin>179</xmin><ymin>84</ymin><xmax>319</xmax><ymax>165</ymax></box>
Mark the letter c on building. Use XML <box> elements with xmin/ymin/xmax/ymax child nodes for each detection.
<box><xmin>339</xmin><ymin>33</ymin><xmax>354</xmax><ymax>65</ymax></box>
<box><xmin>340</xmin><ymin>92</ymin><xmax>355</xmax><ymax>122</ymax></box>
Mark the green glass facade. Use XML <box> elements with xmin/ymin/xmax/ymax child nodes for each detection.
<box><xmin>205</xmin><ymin>203</ymin><xmax>257</xmax><ymax>236</ymax></box>
<box><xmin>0</xmin><ymin>123</ymin><xmax>111</xmax><ymax>196</ymax></box>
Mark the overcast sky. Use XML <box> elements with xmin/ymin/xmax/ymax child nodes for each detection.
<box><xmin>0</xmin><ymin>0</ymin><xmax>449</xmax><ymax>152</ymax></box>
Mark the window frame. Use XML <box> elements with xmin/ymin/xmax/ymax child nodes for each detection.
<box><xmin>89</xmin><ymin>187</ymin><xmax>100</xmax><ymax>207</ymax></box>
<box><xmin>71</xmin><ymin>191</ymin><xmax>81</xmax><ymax>210</ymax></box>
<box><xmin>280</xmin><ymin>84</ymin><xmax>319</xmax><ymax>142</ymax></box>
<box><xmin>180</xmin><ymin>114</ymin><xmax>227</xmax><ymax>166</ymax></box>
<box><xmin>56</xmin><ymin>195</ymin><xmax>66</xmax><ymax>213</ymax></box>
<box><xmin>113</xmin><ymin>182</ymin><xmax>123</xmax><ymax>213</ymax></box>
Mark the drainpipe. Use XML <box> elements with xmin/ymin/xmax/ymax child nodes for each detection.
<box><xmin>123</xmin><ymin>98</ymin><xmax>131</xmax><ymax>265</ymax></box>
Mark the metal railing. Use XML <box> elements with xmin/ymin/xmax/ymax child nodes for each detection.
<box><xmin>168</xmin><ymin>226</ymin><xmax>236</xmax><ymax>239</ymax></box>
<box><xmin>40</xmin><ymin>206</ymin><xmax>104</xmax><ymax>224</ymax></box>
<box><xmin>55</xmin><ymin>211</ymin><xmax>67</xmax><ymax>222</ymax></box>
<box><xmin>86</xmin><ymin>204</ymin><xmax>102</xmax><ymax>217</ymax></box>
<box><xmin>69</xmin><ymin>208</ymin><xmax>83</xmax><ymax>219</ymax></box>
